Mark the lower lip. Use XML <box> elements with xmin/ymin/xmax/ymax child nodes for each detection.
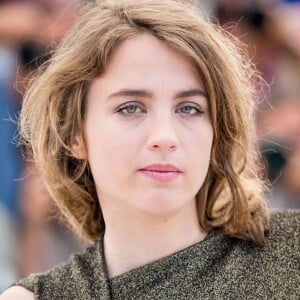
<box><xmin>139</xmin><ymin>170</ymin><xmax>181</xmax><ymax>182</ymax></box>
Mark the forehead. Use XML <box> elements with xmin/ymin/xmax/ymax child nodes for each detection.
<box><xmin>97</xmin><ymin>33</ymin><xmax>205</xmax><ymax>93</ymax></box>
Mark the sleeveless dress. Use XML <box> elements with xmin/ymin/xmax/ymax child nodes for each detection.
<box><xmin>13</xmin><ymin>211</ymin><xmax>299</xmax><ymax>299</ymax></box>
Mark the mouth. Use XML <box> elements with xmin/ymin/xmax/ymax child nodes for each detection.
<box><xmin>139</xmin><ymin>163</ymin><xmax>182</xmax><ymax>173</ymax></box>
<box><xmin>138</xmin><ymin>164</ymin><xmax>182</xmax><ymax>182</ymax></box>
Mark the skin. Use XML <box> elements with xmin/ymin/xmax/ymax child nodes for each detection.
<box><xmin>0</xmin><ymin>33</ymin><xmax>214</xmax><ymax>297</ymax></box>
<box><xmin>0</xmin><ymin>286</ymin><xmax>34</xmax><ymax>299</ymax></box>
<box><xmin>76</xmin><ymin>33</ymin><xmax>214</xmax><ymax>277</ymax></box>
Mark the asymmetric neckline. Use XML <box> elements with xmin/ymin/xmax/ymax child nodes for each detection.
<box><xmin>105</xmin><ymin>229</ymin><xmax>217</xmax><ymax>282</ymax></box>
<box><xmin>13</xmin><ymin>211</ymin><xmax>299</xmax><ymax>299</ymax></box>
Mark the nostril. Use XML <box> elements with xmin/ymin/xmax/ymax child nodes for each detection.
<box><xmin>147</xmin><ymin>131</ymin><xmax>179</xmax><ymax>152</ymax></box>
<box><xmin>150</xmin><ymin>144</ymin><xmax>177</xmax><ymax>152</ymax></box>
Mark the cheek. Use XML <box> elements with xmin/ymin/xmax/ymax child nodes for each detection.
<box><xmin>85</xmin><ymin>124</ymin><xmax>138</xmax><ymax>180</ymax></box>
<box><xmin>188</xmin><ymin>125</ymin><xmax>213</xmax><ymax>172</ymax></box>
<box><xmin>188</xmin><ymin>120</ymin><xmax>213</xmax><ymax>151</ymax></box>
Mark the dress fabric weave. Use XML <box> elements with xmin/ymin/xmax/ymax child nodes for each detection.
<box><xmin>13</xmin><ymin>211</ymin><xmax>299</xmax><ymax>299</ymax></box>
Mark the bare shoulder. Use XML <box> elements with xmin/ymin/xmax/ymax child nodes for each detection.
<box><xmin>0</xmin><ymin>286</ymin><xmax>34</xmax><ymax>300</ymax></box>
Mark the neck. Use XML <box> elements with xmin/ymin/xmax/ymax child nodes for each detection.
<box><xmin>103</xmin><ymin>203</ymin><xmax>206</xmax><ymax>278</ymax></box>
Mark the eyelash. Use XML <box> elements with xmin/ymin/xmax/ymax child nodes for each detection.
<box><xmin>116</xmin><ymin>102</ymin><xmax>204</xmax><ymax>116</ymax></box>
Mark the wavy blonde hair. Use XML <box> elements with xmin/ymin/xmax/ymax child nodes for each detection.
<box><xmin>19</xmin><ymin>0</ymin><xmax>269</xmax><ymax>245</ymax></box>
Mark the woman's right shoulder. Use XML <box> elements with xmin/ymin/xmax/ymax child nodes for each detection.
<box><xmin>0</xmin><ymin>286</ymin><xmax>34</xmax><ymax>300</ymax></box>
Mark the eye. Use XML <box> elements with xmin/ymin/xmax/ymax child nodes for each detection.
<box><xmin>116</xmin><ymin>102</ymin><xmax>145</xmax><ymax>115</ymax></box>
<box><xmin>176</xmin><ymin>105</ymin><xmax>203</xmax><ymax>116</ymax></box>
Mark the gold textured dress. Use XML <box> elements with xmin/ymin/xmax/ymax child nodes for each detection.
<box><xmin>13</xmin><ymin>211</ymin><xmax>299</xmax><ymax>299</ymax></box>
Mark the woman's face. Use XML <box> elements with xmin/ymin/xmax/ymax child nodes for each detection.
<box><xmin>77</xmin><ymin>34</ymin><xmax>213</xmax><ymax>219</ymax></box>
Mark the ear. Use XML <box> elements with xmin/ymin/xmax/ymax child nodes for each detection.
<box><xmin>71</xmin><ymin>134</ymin><xmax>87</xmax><ymax>160</ymax></box>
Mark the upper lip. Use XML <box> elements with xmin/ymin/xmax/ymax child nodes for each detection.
<box><xmin>139</xmin><ymin>164</ymin><xmax>182</xmax><ymax>172</ymax></box>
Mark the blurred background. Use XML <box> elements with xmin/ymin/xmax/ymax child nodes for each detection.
<box><xmin>0</xmin><ymin>0</ymin><xmax>299</xmax><ymax>292</ymax></box>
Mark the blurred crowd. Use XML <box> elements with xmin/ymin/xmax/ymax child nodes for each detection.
<box><xmin>0</xmin><ymin>0</ymin><xmax>299</xmax><ymax>292</ymax></box>
<box><xmin>215</xmin><ymin>0</ymin><xmax>300</xmax><ymax>211</ymax></box>
<box><xmin>0</xmin><ymin>0</ymin><xmax>82</xmax><ymax>291</ymax></box>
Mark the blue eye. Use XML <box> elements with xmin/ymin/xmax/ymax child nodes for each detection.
<box><xmin>116</xmin><ymin>103</ymin><xmax>143</xmax><ymax>115</ymax></box>
<box><xmin>177</xmin><ymin>105</ymin><xmax>203</xmax><ymax>116</ymax></box>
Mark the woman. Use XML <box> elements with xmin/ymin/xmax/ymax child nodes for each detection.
<box><xmin>1</xmin><ymin>0</ymin><xmax>298</xmax><ymax>299</ymax></box>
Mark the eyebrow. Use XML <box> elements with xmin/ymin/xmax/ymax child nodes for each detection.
<box><xmin>106</xmin><ymin>88</ymin><xmax>207</xmax><ymax>101</ymax></box>
<box><xmin>107</xmin><ymin>89</ymin><xmax>152</xmax><ymax>100</ymax></box>
<box><xmin>175</xmin><ymin>89</ymin><xmax>207</xmax><ymax>99</ymax></box>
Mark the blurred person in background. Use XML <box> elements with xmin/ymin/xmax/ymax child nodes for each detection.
<box><xmin>260</xmin><ymin>99</ymin><xmax>300</xmax><ymax>210</ymax></box>
<box><xmin>215</xmin><ymin>0</ymin><xmax>300</xmax><ymax>210</ymax></box>
<box><xmin>0</xmin><ymin>0</ymin><xmax>80</xmax><ymax>292</ymax></box>
<box><xmin>0</xmin><ymin>0</ymin><xmax>43</xmax><ymax>290</ymax></box>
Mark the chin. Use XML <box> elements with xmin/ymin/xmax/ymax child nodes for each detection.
<box><xmin>133</xmin><ymin>196</ymin><xmax>188</xmax><ymax>219</ymax></box>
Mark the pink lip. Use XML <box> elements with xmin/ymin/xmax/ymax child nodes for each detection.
<box><xmin>139</xmin><ymin>164</ymin><xmax>182</xmax><ymax>172</ymax></box>
<box><xmin>138</xmin><ymin>164</ymin><xmax>182</xmax><ymax>183</ymax></box>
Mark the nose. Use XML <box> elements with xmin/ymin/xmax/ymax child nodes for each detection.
<box><xmin>147</xmin><ymin>113</ymin><xmax>179</xmax><ymax>152</ymax></box>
